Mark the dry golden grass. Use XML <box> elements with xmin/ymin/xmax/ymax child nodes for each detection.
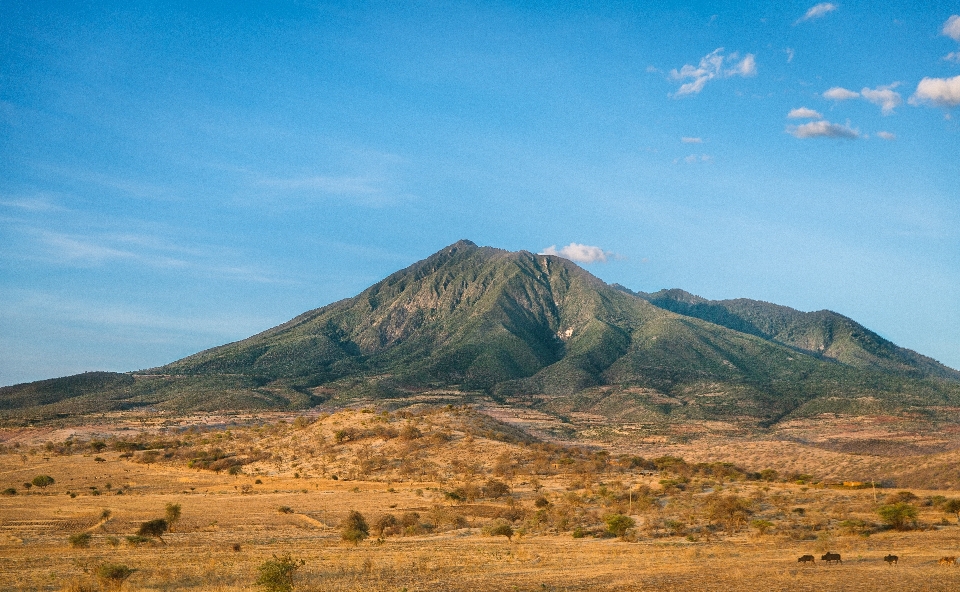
<box><xmin>2</xmin><ymin>407</ymin><xmax>960</xmax><ymax>591</ymax></box>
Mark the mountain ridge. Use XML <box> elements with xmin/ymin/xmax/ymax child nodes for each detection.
<box><xmin>2</xmin><ymin>240</ymin><xmax>958</xmax><ymax>425</ymax></box>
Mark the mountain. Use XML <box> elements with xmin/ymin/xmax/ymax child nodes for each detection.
<box><xmin>634</xmin><ymin>288</ymin><xmax>960</xmax><ymax>381</ymax></box>
<box><xmin>3</xmin><ymin>240</ymin><xmax>959</xmax><ymax>425</ymax></box>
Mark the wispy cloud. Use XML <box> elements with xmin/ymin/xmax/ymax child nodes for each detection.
<box><xmin>943</xmin><ymin>15</ymin><xmax>960</xmax><ymax>41</ymax></box>
<box><xmin>540</xmin><ymin>243</ymin><xmax>615</xmax><ymax>264</ymax></box>
<box><xmin>860</xmin><ymin>83</ymin><xmax>902</xmax><ymax>115</ymax></box>
<box><xmin>2</xmin><ymin>289</ymin><xmax>276</xmax><ymax>338</ymax></box>
<box><xmin>33</xmin><ymin>230</ymin><xmax>285</xmax><ymax>283</ymax></box>
<box><xmin>945</xmin><ymin>52</ymin><xmax>960</xmax><ymax>63</ymax></box>
<box><xmin>787</xmin><ymin>120</ymin><xmax>860</xmax><ymax>139</ymax></box>
<box><xmin>823</xmin><ymin>87</ymin><xmax>859</xmax><ymax>101</ymax></box>
<box><xmin>257</xmin><ymin>175</ymin><xmax>378</xmax><ymax>195</ymax></box>
<box><xmin>797</xmin><ymin>3</ymin><xmax>838</xmax><ymax>23</ymax></box>
<box><xmin>876</xmin><ymin>131</ymin><xmax>896</xmax><ymax>140</ymax></box>
<box><xmin>0</xmin><ymin>196</ymin><xmax>67</xmax><ymax>212</ymax></box>
<box><xmin>787</xmin><ymin>107</ymin><xmax>823</xmax><ymax>119</ymax></box>
<box><xmin>681</xmin><ymin>137</ymin><xmax>703</xmax><ymax>143</ymax></box>
<box><xmin>909</xmin><ymin>75</ymin><xmax>960</xmax><ymax>107</ymax></box>
<box><xmin>669</xmin><ymin>48</ymin><xmax>757</xmax><ymax>97</ymax></box>
<box><xmin>785</xmin><ymin>48</ymin><xmax>795</xmax><ymax>63</ymax></box>
<box><xmin>674</xmin><ymin>154</ymin><xmax>713</xmax><ymax>164</ymax></box>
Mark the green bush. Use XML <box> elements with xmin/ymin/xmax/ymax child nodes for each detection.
<box><xmin>604</xmin><ymin>514</ymin><xmax>635</xmax><ymax>539</ymax></box>
<box><xmin>165</xmin><ymin>503</ymin><xmax>182</xmax><ymax>532</ymax></box>
<box><xmin>340</xmin><ymin>510</ymin><xmax>369</xmax><ymax>544</ymax></box>
<box><xmin>31</xmin><ymin>475</ymin><xmax>55</xmax><ymax>488</ymax></box>
<box><xmin>96</xmin><ymin>563</ymin><xmax>135</xmax><ymax>591</ymax></box>
<box><xmin>69</xmin><ymin>532</ymin><xmax>92</xmax><ymax>548</ymax></box>
<box><xmin>487</xmin><ymin>520</ymin><xmax>514</xmax><ymax>541</ymax></box>
<box><xmin>943</xmin><ymin>498</ymin><xmax>960</xmax><ymax>522</ymax></box>
<box><xmin>878</xmin><ymin>502</ymin><xmax>919</xmax><ymax>531</ymax></box>
<box><xmin>136</xmin><ymin>519</ymin><xmax>168</xmax><ymax>542</ymax></box>
<box><xmin>256</xmin><ymin>553</ymin><xmax>305</xmax><ymax>592</ymax></box>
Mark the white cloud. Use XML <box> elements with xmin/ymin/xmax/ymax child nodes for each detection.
<box><xmin>860</xmin><ymin>83</ymin><xmax>902</xmax><ymax>115</ymax></box>
<box><xmin>669</xmin><ymin>48</ymin><xmax>757</xmax><ymax>97</ymax></box>
<box><xmin>909</xmin><ymin>75</ymin><xmax>960</xmax><ymax>107</ymax></box>
<box><xmin>681</xmin><ymin>137</ymin><xmax>703</xmax><ymax>143</ymax></box>
<box><xmin>787</xmin><ymin>107</ymin><xmax>823</xmax><ymax>119</ymax></box>
<box><xmin>945</xmin><ymin>52</ymin><xmax>960</xmax><ymax>63</ymax></box>
<box><xmin>785</xmin><ymin>48</ymin><xmax>795</xmax><ymax>63</ymax></box>
<box><xmin>943</xmin><ymin>15</ymin><xmax>960</xmax><ymax>41</ymax></box>
<box><xmin>728</xmin><ymin>54</ymin><xmax>757</xmax><ymax>77</ymax></box>
<box><xmin>875</xmin><ymin>131</ymin><xmax>896</xmax><ymax>140</ymax></box>
<box><xmin>787</xmin><ymin>120</ymin><xmax>860</xmax><ymax>139</ymax></box>
<box><xmin>540</xmin><ymin>243</ymin><xmax>613</xmax><ymax>264</ymax></box>
<box><xmin>823</xmin><ymin>87</ymin><xmax>860</xmax><ymax>101</ymax></box>
<box><xmin>798</xmin><ymin>3</ymin><xmax>838</xmax><ymax>23</ymax></box>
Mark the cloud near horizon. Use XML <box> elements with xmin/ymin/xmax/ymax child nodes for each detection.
<box><xmin>797</xmin><ymin>3</ymin><xmax>838</xmax><ymax>23</ymax></box>
<box><xmin>540</xmin><ymin>243</ymin><xmax>614</xmax><ymax>264</ymax></box>
<box><xmin>909</xmin><ymin>75</ymin><xmax>960</xmax><ymax>107</ymax></box>
<box><xmin>787</xmin><ymin>120</ymin><xmax>860</xmax><ymax>139</ymax></box>
<box><xmin>670</xmin><ymin>48</ymin><xmax>756</xmax><ymax>97</ymax></box>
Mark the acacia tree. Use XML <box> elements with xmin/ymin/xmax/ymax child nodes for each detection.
<box><xmin>137</xmin><ymin>518</ymin><xmax>169</xmax><ymax>544</ymax></box>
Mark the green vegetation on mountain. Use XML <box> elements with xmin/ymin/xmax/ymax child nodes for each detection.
<box><xmin>3</xmin><ymin>240</ymin><xmax>959</xmax><ymax>424</ymax></box>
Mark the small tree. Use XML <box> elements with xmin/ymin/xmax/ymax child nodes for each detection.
<box><xmin>488</xmin><ymin>520</ymin><xmax>514</xmax><ymax>541</ymax></box>
<box><xmin>137</xmin><ymin>518</ymin><xmax>168</xmax><ymax>543</ymax></box>
<box><xmin>750</xmin><ymin>519</ymin><xmax>774</xmax><ymax>536</ymax></box>
<box><xmin>482</xmin><ymin>478</ymin><xmax>511</xmax><ymax>499</ymax></box>
<box><xmin>256</xmin><ymin>554</ymin><xmax>305</xmax><ymax>592</ymax></box>
<box><xmin>69</xmin><ymin>532</ymin><xmax>92</xmax><ymax>548</ymax></box>
<box><xmin>375</xmin><ymin>514</ymin><xmax>398</xmax><ymax>537</ymax></box>
<box><xmin>878</xmin><ymin>502</ymin><xmax>919</xmax><ymax>531</ymax></box>
<box><xmin>604</xmin><ymin>514</ymin><xmax>636</xmax><ymax>539</ymax></box>
<box><xmin>340</xmin><ymin>510</ymin><xmax>369</xmax><ymax>545</ymax></box>
<box><xmin>943</xmin><ymin>498</ymin><xmax>960</xmax><ymax>523</ymax></box>
<box><xmin>31</xmin><ymin>475</ymin><xmax>55</xmax><ymax>489</ymax></box>
<box><xmin>165</xmin><ymin>503</ymin><xmax>182</xmax><ymax>532</ymax></box>
<box><xmin>96</xmin><ymin>563</ymin><xmax>135</xmax><ymax>591</ymax></box>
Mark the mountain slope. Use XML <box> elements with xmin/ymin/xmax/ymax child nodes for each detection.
<box><xmin>3</xmin><ymin>240</ymin><xmax>959</xmax><ymax>424</ymax></box>
<box><xmin>638</xmin><ymin>288</ymin><xmax>960</xmax><ymax>381</ymax></box>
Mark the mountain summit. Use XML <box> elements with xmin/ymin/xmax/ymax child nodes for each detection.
<box><xmin>3</xmin><ymin>240</ymin><xmax>959</xmax><ymax>424</ymax></box>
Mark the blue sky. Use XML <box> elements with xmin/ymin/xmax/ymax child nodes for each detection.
<box><xmin>2</xmin><ymin>1</ymin><xmax>959</xmax><ymax>386</ymax></box>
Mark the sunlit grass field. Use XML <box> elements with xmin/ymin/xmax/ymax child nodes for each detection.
<box><xmin>2</xmin><ymin>408</ymin><xmax>960</xmax><ymax>591</ymax></box>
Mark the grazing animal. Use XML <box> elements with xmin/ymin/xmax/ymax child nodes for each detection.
<box><xmin>883</xmin><ymin>554</ymin><xmax>898</xmax><ymax>565</ymax></box>
<box><xmin>821</xmin><ymin>552</ymin><xmax>842</xmax><ymax>565</ymax></box>
<box><xmin>797</xmin><ymin>555</ymin><xmax>815</xmax><ymax>565</ymax></box>
<box><xmin>938</xmin><ymin>556</ymin><xmax>957</xmax><ymax>566</ymax></box>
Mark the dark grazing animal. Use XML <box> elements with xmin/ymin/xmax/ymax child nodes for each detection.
<box><xmin>821</xmin><ymin>552</ymin><xmax>842</xmax><ymax>564</ymax></box>
<box><xmin>798</xmin><ymin>555</ymin><xmax>815</xmax><ymax>565</ymax></box>
<box><xmin>883</xmin><ymin>554</ymin><xmax>898</xmax><ymax>565</ymax></box>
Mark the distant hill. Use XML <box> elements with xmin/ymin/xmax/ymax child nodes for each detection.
<box><xmin>3</xmin><ymin>240</ymin><xmax>959</xmax><ymax>425</ymax></box>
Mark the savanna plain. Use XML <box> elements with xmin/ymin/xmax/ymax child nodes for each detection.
<box><xmin>3</xmin><ymin>405</ymin><xmax>960</xmax><ymax>592</ymax></box>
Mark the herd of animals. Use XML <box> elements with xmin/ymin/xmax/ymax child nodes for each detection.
<box><xmin>796</xmin><ymin>553</ymin><xmax>960</xmax><ymax>566</ymax></box>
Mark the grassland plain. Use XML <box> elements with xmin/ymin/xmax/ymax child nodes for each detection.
<box><xmin>2</xmin><ymin>407</ymin><xmax>960</xmax><ymax>591</ymax></box>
